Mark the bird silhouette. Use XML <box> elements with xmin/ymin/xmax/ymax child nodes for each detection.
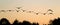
<box><xmin>48</xmin><ymin>9</ymin><xmax>53</xmax><ymax>12</ymax></box>
<box><xmin>27</xmin><ymin>11</ymin><xmax>34</xmax><ymax>13</ymax></box>
<box><xmin>21</xmin><ymin>9</ymin><xmax>26</xmax><ymax>12</ymax></box>
<box><xmin>48</xmin><ymin>12</ymin><xmax>53</xmax><ymax>15</ymax></box>
<box><xmin>43</xmin><ymin>13</ymin><xmax>46</xmax><ymax>15</ymax></box>
<box><xmin>7</xmin><ymin>10</ymin><xmax>14</xmax><ymax>12</ymax></box>
<box><xmin>32</xmin><ymin>12</ymin><xmax>41</xmax><ymax>15</ymax></box>
<box><xmin>16</xmin><ymin>7</ymin><xmax>22</xmax><ymax>9</ymax></box>
<box><xmin>0</xmin><ymin>10</ymin><xmax>6</xmax><ymax>13</ymax></box>
<box><xmin>47</xmin><ymin>9</ymin><xmax>54</xmax><ymax>15</ymax></box>
<box><xmin>8</xmin><ymin>10</ymin><xmax>12</xmax><ymax>12</ymax></box>
<box><xmin>16</xmin><ymin>10</ymin><xmax>20</xmax><ymax>12</ymax></box>
<box><xmin>35</xmin><ymin>13</ymin><xmax>39</xmax><ymax>15</ymax></box>
<box><xmin>40</xmin><ymin>12</ymin><xmax>47</xmax><ymax>15</ymax></box>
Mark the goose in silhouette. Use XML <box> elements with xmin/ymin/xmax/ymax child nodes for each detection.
<box><xmin>8</xmin><ymin>10</ymin><xmax>12</xmax><ymax>12</ymax></box>
<box><xmin>35</xmin><ymin>12</ymin><xmax>47</xmax><ymax>15</ymax></box>
<box><xmin>16</xmin><ymin>7</ymin><xmax>22</xmax><ymax>9</ymax></box>
<box><xmin>7</xmin><ymin>10</ymin><xmax>14</xmax><ymax>12</ymax></box>
<box><xmin>27</xmin><ymin>11</ymin><xmax>40</xmax><ymax>15</ymax></box>
<box><xmin>32</xmin><ymin>12</ymin><xmax>41</xmax><ymax>15</ymax></box>
<box><xmin>0</xmin><ymin>10</ymin><xmax>6</xmax><ymax>12</ymax></box>
<box><xmin>27</xmin><ymin>11</ymin><xmax>34</xmax><ymax>13</ymax></box>
<box><xmin>40</xmin><ymin>13</ymin><xmax>47</xmax><ymax>15</ymax></box>
<box><xmin>35</xmin><ymin>13</ymin><xmax>39</xmax><ymax>15</ymax></box>
<box><xmin>48</xmin><ymin>12</ymin><xmax>53</xmax><ymax>15</ymax></box>
<box><xmin>16</xmin><ymin>10</ymin><xmax>20</xmax><ymax>12</ymax></box>
<box><xmin>21</xmin><ymin>9</ymin><xmax>26</xmax><ymax>12</ymax></box>
<box><xmin>43</xmin><ymin>13</ymin><xmax>46</xmax><ymax>15</ymax></box>
<box><xmin>48</xmin><ymin>9</ymin><xmax>53</xmax><ymax>12</ymax></box>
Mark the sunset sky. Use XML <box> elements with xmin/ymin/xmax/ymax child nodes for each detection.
<box><xmin>0</xmin><ymin>0</ymin><xmax>60</xmax><ymax>25</ymax></box>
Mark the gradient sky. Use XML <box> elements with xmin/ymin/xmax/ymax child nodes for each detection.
<box><xmin>0</xmin><ymin>0</ymin><xmax>60</xmax><ymax>25</ymax></box>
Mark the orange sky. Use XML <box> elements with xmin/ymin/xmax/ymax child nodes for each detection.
<box><xmin>0</xmin><ymin>0</ymin><xmax>60</xmax><ymax>25</ymax></box>
<box><xmin>0</xmin><ymin>11</ymin><xmax>59</xmax><ymax>25</ymax></box>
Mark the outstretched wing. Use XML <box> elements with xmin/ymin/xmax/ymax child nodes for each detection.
<box><xmin>48</xmin><ymin>9</ymin><xmax>53</xmax><ymax>12</ymax></box>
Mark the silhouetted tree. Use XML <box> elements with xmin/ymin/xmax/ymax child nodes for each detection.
<box><xmin>43</xmin><ymin>24</ymin><xmax>46</xmax><ymax>25</ymax></box>
<box><xmin>13</xmin><ymin>19</ymin><xmax>19</xmax><ymax>25</ymax></box>
<box><xmin>32</xmin><ymin>22</ymin><xmax>39</xmax><ymax>25</ymax></box>
<box><xmin>49</xmin><ymin>17</ymin><xmax>60</xmax><ymax>25</ymax></box>
<box><xmin>0</xmin><ymin>20</ymin><xmax>1</xmax><ymax>24</ymax></box>
<box><xmin>22</xmin><ymin>20</ymin><xmax>32</xmax><ymax>25</ymax></box>
<box><xmin>18</xmin><ymin>22</ymin><xmax>22</xmax><ymax>25</ymax></box>
<box><xmin>0</xmin><ymin>18</ymin><xmax>10</xmax><ymax>25</ymax></box>
<box><xmin>0</xmin><ymin>18</ymin><xmax>39</xmax><ymax>25</ymax></box>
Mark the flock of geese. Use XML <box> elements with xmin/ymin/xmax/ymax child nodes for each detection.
<box><xmin>0</xmin><ymin>7</ymin><xmax>54</xmax><ymax>15</ymax></box>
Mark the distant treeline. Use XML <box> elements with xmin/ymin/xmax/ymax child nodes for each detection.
<box><xmin>0</xmin><ymin>18</ymin><xmax>39</xmax><ymax>25</ymax></box>
<box><xmin>0</xmin><ymin>17</ymin><xmax>60</xmax><ymax>25</ymax></box>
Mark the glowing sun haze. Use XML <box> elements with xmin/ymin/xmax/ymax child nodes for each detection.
<box><xmin>0</xmin><ymin>0</ymin><xmax>60</xmax><ymax>25</ymax></box>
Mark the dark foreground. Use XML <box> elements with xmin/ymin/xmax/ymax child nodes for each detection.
<box><xmin>0</xmin><ymin>17</ymin><xmax>60</xmax><ymax>25</ymax></box>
